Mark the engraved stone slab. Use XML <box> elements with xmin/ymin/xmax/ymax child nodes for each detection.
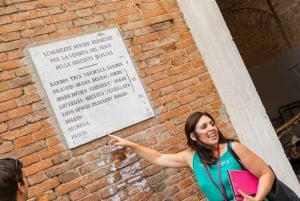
<box><xmin>28</xmin><ymin>27</ymin><xmax>154</xmax><ymax>148</ymax></box>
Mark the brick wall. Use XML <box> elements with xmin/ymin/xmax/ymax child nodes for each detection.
<box><xmin>0</xmin><ymin>0</ymin><xmax>235</xmax><ymax>200</ymax></box>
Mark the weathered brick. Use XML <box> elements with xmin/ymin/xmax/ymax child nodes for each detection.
<box><xmin>0</xmin><ymin>5</ymin><xmax>18</xmax><ymax>15</ymax></box>
<box><xmin>38</xmin><ymin>145</ymin><xmax>64</xmax><ymax>159</ymax></box>
<box><xmin>44</xmin><ymin>12</ymin><xmax>77</xmax><ymax>24</ymax></box>
<box><xmin>0</xmin><ymin>22</ymin><xmax>26</xmax><ymax>34</ymax></box>
<box><xmin>55</xmin><ymin>179</ymin><xmax>81</xmax><ymax>196</ymax></box>
<box><xmin>0</xmin><ymin>39</ymin><xmax>30</xmax><ymax>53</ymax></box>
<box><xmin>26</xmin><ymin>18</ymin><xmax>44</xmax><ymax>28</ymax></box>
<box><xmin>0</xmin><ymin>60</ymin><xmax>23</xmax><ymax>70</ymax></box>
<box><xmin>0</xmin><ymin>123</ymin><xmax>8</xmax><ymax>133</ymax></box>
<box><xmin>75</xmin><ymin>8</ymin><xmax>94</xmax><ymax>17</ymax></box>
<box><xmin>0</xmin><ymin>71</ymin><xmax>16</xmax><ymax>81</ymax></box>
<box><xmin>36</xmin><ymin>0</ymin><xmax>69</xmax><ymax>8</ymax></box>
<box><xmin>7</xmin><ymin>116</ymin><xmax>26</xmax><ymax>130</ymax></box>
<box><xmin>21</xmin><ymin>25</ymin><xmax>56</xmax><ymax>37</ymax></box>
<box><xmin>0</xmin><ymin>81</ymin><xmax>10</xmax><ymax>92</ymax></box>
<box><xmin>0</xmin><ymin>105</ymin><xmax>32</xmax><ymax>123</ymax></box>
<box><xmin>94</xmin><ymin>2</ymin><xmax>124</xmax><ymax>14</ymax></box>
<box><xmin>15</xmin><ymin>1</ymin><xmax>37</xmax><ymax>11</ymax></box>
<box><xmin>64</xmin><ymin>0</ymin><xmax>96</xmax><ymax>11</ymax></box>
<box><xmin>0</xmin><ymin>15</ymin><xmax>12</xmax><ymax>25</ymax></box>
<box><xmin>0</xmin><ymin>53</ymin><xmax>7</xmax><ymax>62</ymax></box>
<box><xmin>15</xmin><ymin>93</ymin><xmax>40</xmax><ymax>106</ymax></box>
<box><xmin>74</xmin><ymin>15</ymin><xmax>104</xmax><ymax>26</ymax></box>
<box><xmin>15</xmin><ymin>134</ymin><xmax>34</xmax><ymax>148</ymax></box>
<box><xmin>132</xmin><ymin>32</ymin><xmax>159</xmax><ymax>45</ymax></box>
<box><xmin>8</xmin><ymin>50</ymin><xmax>24</xmax><ymax>60</ymax></box>
<box><xmin>26</xmin><ymin>109</ymin><xmax>49</xmax><ymax>123</ymax></box>
<box><xmin>28</xmin><ymin>177</ymin><xmax>60</xmax><ymax>197</ymax></box>
<box><xmin>9</xmin><ymin>75</ymin><xmax>32</xmax><ymax>88</ymax></box>
<box><xmin>1</xmin><ymin>121</ymin><xmax>41</xmax><ymax>140</ymax></box>
<box><xmin>0</xmin><ymin>99</ymin><xmax>17</xmax><ymax>113</ymax></box>
<box><xmin>24</xmin><ymin>158</ymin><xmax>53</xmax><ymax>176</ymax></box>
<box><xmin>11</xmin><ymin>9</ymin><xmax>49</xmax><ymax>22</ymax></box>
<box><xmin>69</xmin><ymin>188</ymin><xmax>88</xmax><ymax>201</ymax></box>
<box><xmin>0</xmin><ymin>32</ymin><xmax>21</xmax><ymax>43</ymax></box>
<box><xmin>0</xmin><ymin>140</ymin><xmax>15</xmax><ymax>154</ymax></box>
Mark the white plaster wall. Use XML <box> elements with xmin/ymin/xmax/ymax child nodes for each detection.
<box><xmin>177</xmin><ymin>0</ymin><xmax>300</xmax><ymax>194</ymax></box>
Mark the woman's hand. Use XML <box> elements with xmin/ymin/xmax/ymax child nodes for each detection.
<box><xmin>238</xmin><ymin>190</ymin><xmax>261</xmax><ymax>201</ymax></box>
<box><xmin>107</xmin><ymin>135</ymin><xmax>132</xmax><ymax>147</ymax></box>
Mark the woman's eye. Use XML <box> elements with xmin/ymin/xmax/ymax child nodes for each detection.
<box><xmin>200</xmin><ymin>124</ymin><xmax>207</xmax><ymax>129</ymax></box>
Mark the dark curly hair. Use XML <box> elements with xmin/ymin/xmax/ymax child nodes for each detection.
<box><xmin>0</xmin><ymin>158</ymin><xmax>25</xmax><ymax>201</ymax></box>
<box><xmin>184</xmin><ymin>112</ymin><xmax>231</xmax><ymax>166</ymax></box>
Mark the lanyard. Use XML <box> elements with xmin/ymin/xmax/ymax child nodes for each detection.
<box><xmin>203</xmin><ymin>144</ymin><xmax>229</xmax><ymax>201</ymax></box>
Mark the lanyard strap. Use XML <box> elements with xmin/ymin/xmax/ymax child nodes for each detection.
<box><xmin>203</xmin><ymin>144</ymin><xmax>229</xmax><ymax>201</ymax></box>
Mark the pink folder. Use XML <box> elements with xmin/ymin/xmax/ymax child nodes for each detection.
<box><xmin>228</xmin><ymin>170</ymin><xmax>259</xmax><ymax>201</ymax></box>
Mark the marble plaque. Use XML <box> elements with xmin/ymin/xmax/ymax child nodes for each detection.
<box><xmin>28</xmin><ymin>27</ymin><xmax>154</xmax><ymax>148</ymax></box>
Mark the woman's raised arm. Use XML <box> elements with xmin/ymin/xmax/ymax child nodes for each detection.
<box><xmin>107</xmin><ymin>135</ymin><xmax>193</xmax><ymax>168</ymax></box>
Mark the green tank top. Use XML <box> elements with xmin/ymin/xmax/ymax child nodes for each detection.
<box><xmin>192</xmin><ymin>141</ymin><xmax>242</xmax><ymax>201</ymax></box>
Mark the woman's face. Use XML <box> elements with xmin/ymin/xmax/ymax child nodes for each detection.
<box><xmin>194</xmin><ymin>115</ymin><xmax>219</xmax><ymax>146</ymax></box>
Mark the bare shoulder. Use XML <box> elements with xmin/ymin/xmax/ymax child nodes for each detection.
<box><xmin>179</xmin><ymin>148</ymin><xmax>195</xmax><ymax>168</ymax></box>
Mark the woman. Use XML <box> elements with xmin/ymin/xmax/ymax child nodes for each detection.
<box><xmin>0</xmin><ymin>157</ymin><xmax>28</xmax><ymax>201</ymax></box>
<box><xmin>108</xmin><ymin>111</ymin><xmax>275</xmax><ymax>201</ymax></box>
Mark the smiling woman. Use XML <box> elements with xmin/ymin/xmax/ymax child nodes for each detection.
<box><xmin>108</xmin><ymin>111</ymin><xmax>276</xmax><ymax>201</ymax></box>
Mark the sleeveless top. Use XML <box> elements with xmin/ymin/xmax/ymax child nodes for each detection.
<box><xmin>192</xmin><ymin>141</ymin><xmax>269</xmax><ymax>201</ymax></box>
<box><xmin>192</xmin><ymin>141</ymin><xmax>243</xmax><ymax>201</ymax></box>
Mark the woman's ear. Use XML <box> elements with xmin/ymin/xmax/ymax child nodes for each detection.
<box><xmin>190</xmin><ymin>132</ymin><xmax>196</xmax><ymax>141</ymax></box>
<box><xmin>18</xmin><ymin>182</ymin><xmax>25</xmax><ymax>193</ymax></box>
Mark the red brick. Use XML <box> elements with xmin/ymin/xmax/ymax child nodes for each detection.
<box><xmin>143</xmin><ymin>8</ymin><xmax>167</xmax><ymax>18</ymax></box>
<box><xmin>0</xmin><ymin>105</ymin><xmax>32</xmax><ymax>123</ymax></box>
<box><xmin>55</xmin><ymin>180</ymin><xmax>81</xmax><ymax>196</ymax></box>
<box><xmin>122</xmin><ymin>19</ymin><xmax>149</xmax><ymax>31</ymax></box>
<box><xmin>28</xmin><ymin>177</ymin><xmax>60</xmax><ymax>197</ymax></box>
<box><xmin>69</xmin><ymin>188</ymin><xmax>88</xmax><ymax>200</ymax></box>
<box><xmin>0</xmin><ymin>53</ymin><xmax>7</xmax><ymax>62</ymax></box>
<box><xmin>75</xmin><ymin>8</ymin><xmax>94</xmax><ymax>17</ymax></box>
<box><xmin>94</xmin><ymin>2</ymin><xmax>124</xmax><ymax>14</ymax></box>
<box><xmin>38</xmin><ymin>145</ymin><xmax>64</xmax><ymax>159</ymax></box>
<box><xmin>7</xmin><ymin>117</ymin><xmax>27</xmax><ymax>130</ymax></box>
<box><xmin>11</xmin><ymin>9</ymin><xmax>49</xmax><ymax>21</ymax></box>
<box><xmin>74</xmin><ymin>15</ymin><xmax>104</xmax><ymax>26</ymax></box>
<box><xmin>0</xmin><ymin>39</ymin><xmax>31</xmax><ymax>53</ymax></box>
<box><xmin>31</xmin><ymin>34</ymin><xmax>50</xmax><ymax>42</ymax></box>
<box><xmin>0</xmin><ymin>22</ymin><xmax>25</xmax><ymax>34</ymax></box>
<box><xmin>0</xmin><ymin>81</ymin><xmax>11</xmax><ymax>92</ymax></box>
<box><xmin>24</xmin><ymin>159</ymin><xmax>53</xmax><ymax>176</ymax></box>
<box><xmin>0</xmin><ymin>60</ymin><xmax>23</xmax><ymax>70</ymax></box>
<box><xmin>26</xmin><ymin>18</ymin><xmax>44</xmax><ymax>28</ymax></box>
<box><xmin>15</xmin><ymin>1</ymin><xmax>37</xmax><ymax>11</ymax></box>
<box><xmin>36</xmin><ymin>0</ymin><xmax>69</xmax><ymax>8</ymax></box>
<box><xmin>64</xmin><ymin>0</ymin><xmax>96</xmax><ymax>11</ymax></box>
<box><xmin>132</xmin><ymin>32</ymin><xmax>159</xmax><ymax>45</ymax></box>
<box><xmin>15</xmin><ymin>134</ymin><xmax>35</xmax><ymax>148</ymax></box>
<box><xmin>26</xmin><ymin>109</ymin><xmax>49</xmax><ymax>123</ymax></box>
<box><xmin>1</xmin><ymin>121</ymin><xmax>41</xmax><ymax>140</ymax></box>
<box><xmin>8</xmin><ymin>50</ymin><xmax>24</xmax><ymax>60</ymax></box>
<box><xmin>15</xmin><ymin>93</ymin><xmax>40</xmax><ymax>106</ymax></box>
<box><xmin>1</xmin><ymin>32</ymin><xmax>21</xmax><ymax>43</ymax></box>
<box><xmin>21</xmin><ymin>25</ymin><xmax>56</xmax><ymax>37</ymax></box>
<box><xmin>117</xmin><ymin>7</ymin><xmax>138</xmax><ymax>16</ymax></box>
<box><xmin>0</xmin><ymin>123</ymin><xmax>8</xmax><ymax>133</ymax></box>
<box><xmin>44</xmin><ymin>12</ymin><xmax>77</xmax><ymax>24</ymax></box>
<box><xmin>0</xmin><ymin>99</ymin><xmax>17</xmax><ymax>113</ymax></box>
<box><xmin>0</xmin><ymin>70</ymin><xmax>15</xmax><ymax>81</ymax></box>
<box><xmin>0</xmin><ymin>5</ymin><xmax>18</xmax><ymax>15</ymax></box>
<box><xmin>160</xmin><ymin>106</ymin><xmax>190</xmax><ymax>121</ymax></box>
<box><xmin>0</xmin><ymin>89</ymin><xmax>23</xmax><ymax>102</ymax></box>
<box><xmin>50</xmin><ymin>28</ymin><xmax>82</xmax><ymax>39</ymax></box>
<box><xmin>0</xmin><ymin>15</ymin><xmax>12</xmax><ymax>25</ymax></box>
